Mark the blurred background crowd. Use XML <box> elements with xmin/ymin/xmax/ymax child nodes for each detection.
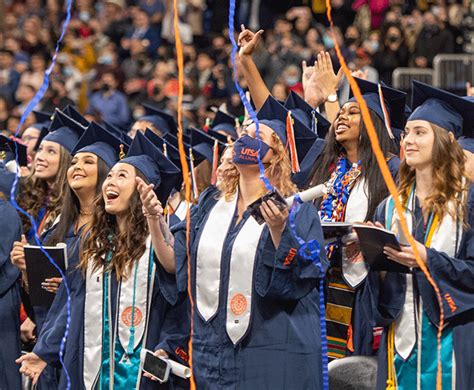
<box><xmin>0</xmin><ymin>0</ymin><xmax>473</xmax><ymax>137</ymax></box>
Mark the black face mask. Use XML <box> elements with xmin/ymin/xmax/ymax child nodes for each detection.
<box><xmin>387</xmin><ymin>35</ymin><xmax>400</xmax><ymax>43</ymax></box>
<box><xmin>102</xmin><ymin>84</ymin><xmax>111</xmax><ymax>92</ymax></box>
<box><xmin>345</xmin><ymin>37</ymin><xmax>358</xmax><ymax>46</ymax></box>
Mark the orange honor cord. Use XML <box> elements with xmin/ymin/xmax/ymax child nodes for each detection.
<box><xmin>286</xmin><ymin>111</ymin><xmax>300</xmax><ymax>173</ymax></box>
<box><xmin>326</xmin><ymin>2</ymin><xmax>445</xmax><ymax>388</ymax></box>
<box><xmin>172</xmin><ymin>0</ymin><xmax>196</xmax><ymax>388</ymax></box>
<box><xmin>211</xmin><ymin>140</ymin><xmax>219</xmax><ymax>185</ymax></box>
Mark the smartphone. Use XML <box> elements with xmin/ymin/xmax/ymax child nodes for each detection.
<box><xmin>142</xmin><ymin>350</ymin><xmax>171</xmax><ymax>383</ymax></box>
<box><xmin>247</xmin><ymin>190</ymin><xmax>288</xmax><ymax>225</ymax></box>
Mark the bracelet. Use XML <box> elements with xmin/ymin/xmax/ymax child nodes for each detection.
<box><xmin>143</xmin><ymin>212</ymin><xmax>162</xmax><ymax>220</ymax></box>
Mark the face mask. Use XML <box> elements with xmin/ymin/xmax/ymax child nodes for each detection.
<box><xmin>63</xmin><ymin>66</ymin><xmax>74</xmax><ymax>77</ymax></box>
<box><xmin>98</xmin><ymin>55</ymin><xmax>114</xmax><ymax>65</ymax></box>
<box><xmin>232</xmin><ymin>135</ymin><xmax>270</xmax><ymax>165</ymax></box>
<box><xmin>323</xmin><ymin>34</ymin><xmax>334</xmax><ymax>49</ymax></box>
<box><xmin>102</xmin><ymin>84</ymin><xmax>111</xmax><ymax>92</ymax></box>
<box><xmin>345</xmin><ymin>37</ymin><xmax>357</xmax><ymax>46</ymax></box>
<box><xmin>368</xmin><ymin>40</ymin><xmax>379</xmax><ymax>52</ymax></box>
<box><xmin>79</xmin><ymin>11</ymin><xmax>90</xmax><ymax>23</ymax></box>
<box><xmin>285</xmin><ymin>76</ymin><xmax>299</xmax><ymax>86</ymax></box>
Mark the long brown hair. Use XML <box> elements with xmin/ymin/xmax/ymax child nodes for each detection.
<box><xmin>45</xmin><ymin>157</ymin><xmax>110</xmax><ymax>245</ymax></box>
<box><xmin>399</xmin><ymin>124</ymin><xmax>468</xmax><ymax>222</ymax></box>
<box><xmin>220</xmin><ymin>133</ymin><xmax>296</xmax><ymax>199</ymax></box>
<box><xmin>79</xmin><ymin>168</ymin><xmax>149</xmax><ymax>280</ymax></box>
<box><xmin>309</xmin><ymin>109</ymin><xmax>398</xmax><ymax>221</ymax></box>
<box><xmin>18</xmin><ymin>145</ymin><xmax>71</xmax><ymax>235</ymax></box>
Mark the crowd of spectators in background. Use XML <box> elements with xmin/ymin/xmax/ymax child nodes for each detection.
<box><xmin>0</xmin><ymin>0</ymin><xmax>473</xmax><ymax>136</ymax></box>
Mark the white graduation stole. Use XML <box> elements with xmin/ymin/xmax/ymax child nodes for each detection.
<box><xmin>345</xmin><ymin>177</ymin><xmax>369</xmax><ymax>223</ymax></box>
<box><xmin>83</xmin><ymin>237</ymin><xmax>153</xmax><ymax>390</ymax></box>
<box><xmin>195</xmin><ymin>193</ymin><xmax>265</xmax><ymax>345</ymax></box>
<box><xmin>385</xmin><ymin>193</ymin><xmax>460</xmax><ymax>360</ymax></box>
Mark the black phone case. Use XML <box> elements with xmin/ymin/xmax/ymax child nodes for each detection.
<box><xmin>247</xmin><ymin>190</ymin><xmax>288</xmax><ymax>224</ymax></box>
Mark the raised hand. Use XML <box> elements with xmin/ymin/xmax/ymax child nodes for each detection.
<box><xmin>238</xmin><ymin>24</ymin><xmax>264</xmax><ymax>57</ymax></box>
<box><xmin>136</xmin><ymin>177</ymin><xmax>163</xmax><ymax>219</ymax></box>
<box><xmin>16</xmin><ymin>352</ymin><xmax>47</xmax><ymax>385</ymax></box>
<box><xmin>10</xmin><ymin>234</ymin><xmax>27</xmax><ymax>271</ymax></box>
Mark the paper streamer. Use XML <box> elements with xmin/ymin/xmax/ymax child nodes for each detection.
<box><xmin>288</xmin><ymin>194</ymin><xmax>328</xmax><ymax>390</ymax></box>
<box><xmin>9</xmin><ymin>1</ymin><xmax>74</xmax><ymax>388</ymax></box>
<box><xmin>172</xmin><ymin>1</ymin><xmax>196</xmax><ymax>389</ymax></box>
<box><xmin>228</xmin><ymin>0</ymin><xmax>272</xmax><ymax>191</ymax></box>
<box><xmin>326</xmin><ymin>1</ymin><xmax>445</xmax><ymax>388</ymax></box>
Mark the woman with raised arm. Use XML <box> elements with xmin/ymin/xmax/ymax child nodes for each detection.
<box><xmin>145</xmin><ymin>95</ymin><xmax>329</xmax><ymax>389</ymax></box>
<box><xmin>362</xmin><ymin>81</ymin><xmax>474</xmax><ymax>389</ymax></box>
<box><xmin>307</xmin><ymin>78</ymin><xmax>405</xmax><ymax>360</ymax></box>
<box><xmin>18</xmin><ymin>132</ymin><xmax>189</xmax><ymax>389</ymax></box>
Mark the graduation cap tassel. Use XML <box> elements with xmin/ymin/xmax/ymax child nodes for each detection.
<box><xmin>286</xmin><ymin>111</ymin><xmax>300</xmax><ymax>173</ymax></box>
<box><xmin>203</xmin><ymin>118</ymin><xmax>211</xmax><ymax>132</ymax></box>
<box><xmin>311</xmin><ymin>109</ymin><xmax>319</xmax><ymax>136</ymax></box>
<box><xmin>162</xmin><ymin>143</ymin><xmax>168</xmax><ymax>158</ymax></box>
<box><xmin>210</xmin><ymin>140</ymin><xmax>219</xmax><ymax>185</ymax></box>
<box><xmin>377</xmin><ymin>84</ymin><xmax>395</xmax><ymax>140</ymax></box>
<box><xmin>119</xmin><ymin>144</ymin><xmax>126</xmax><ymax>160</ymax></box>
<box><xmin>189</xmin><ymin>148</ymin><xmax>199</xmax><ymax>199</ymax></box>
<box><xmin>399</xmin><ymin>134</ymin><xmax>405</xmax><ymax>161</ymax></box>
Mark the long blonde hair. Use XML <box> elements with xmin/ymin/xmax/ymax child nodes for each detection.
<box><xmin>399</xmin><ymin>124</ymin><xmax>468</xmax><ymax>222</ymax></box>
<box><xmin>220</xmin><ymin>133</ymin><xmax>296</xmax><ymax>199</ymax></box>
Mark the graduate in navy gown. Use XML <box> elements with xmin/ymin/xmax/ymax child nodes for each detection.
<box><xmin>146</xmin><ymin>96</ymin><xmax>329</xmax><ymax>389</ymax></box>
<box><xmin>18</xmin><ymin>132</ymin><xmax>189</xmax><ymax>389</ymax></box>
<box><xmin>306</xmin><ymin>78</ymin><xmax>405</xmax><ymax>359</ymax></box>
<box><xmin>0</xmin><ymin>163</ymin><xmax>22</xmax><ymax>390</ymax></box>
<box><xmin>361</xmin><ymin>81</ymin><xmax>474</xmax><ymax>389</ymax></box>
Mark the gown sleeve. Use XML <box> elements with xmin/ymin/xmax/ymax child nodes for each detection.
<box><xmin>255</xmin><ymin>202</ymin><xmax>329</xmax><ymax>301</ymax></box>
<box><xmin>416</xmin><ymin>186</ymin><xmax>474</xmax><ymax>324</ymax></box>
<box><xmin>0</xmin><ymin>201</ymin><xmax>21</xmax><ymax>295</ymax></box>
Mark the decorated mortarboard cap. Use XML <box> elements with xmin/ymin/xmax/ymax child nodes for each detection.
<box><xmin>139</xmin><ymin>103</ymin><xmax>178</xmax><ymax>136</ymax></box>
<box><xmin>190</xmin><ymin>127</ymin><xmax>226</xmax><ymax>163</ymax></box>
<box><xmin>0</xmin><ymin>135</ymin><xmax>28</xmax><ymax>167</ymax></box>
<box><xmin>72</xmin><ymin>122</ymin><xmax>128</xmax><ymax>168</ymax></box>
<box><xmin>63</xmin><ymin>105</ymin><xmax>90</xmax><ymax>127</ymax></box>
<box><xmin>121</xmin><ymin>131</ymin><xmax>181</xmax><ymax>205</ymax></box>
<box><xmin>257</xmin><ymin>95</ymin><xmax>317</xmax><ymax>165</ymax></box>
<box><xmin>284</xmin><ymin>91</ymin><xmax>331</xmax><ymax>138</ymax></box>
<box><xmin>291</xmin><ymin>138</ymin><xmax>326</xmax><ymax>189</ymax></box>
<box><xmin>348</xmin><ymin>78</ymin><xmax>407</xmax><ymax>130</ymax></box>
<box><xmin>409</xmin><ymin>80</ymin><xmax>474</xmax><ymax>139</ymax></box>
<box><xmin>211</xmin><ymin>111</ymin><xmax>238</xmax><ymax>140</ymax></box>
<box><xmin>43</xmin><ymin>109</ymin><xmax>86</xmax><ymax>153</ymax></box>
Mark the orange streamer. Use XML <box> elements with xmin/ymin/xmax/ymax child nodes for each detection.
<box><xmin>172</xmin><ymin>1</ymin><xmax>196</xmax><ymax>388</ymax></box>
<box><xmin>326</xmin><ymin>2</ymin><xmax>444</xmax><ymax>388</ymax></box>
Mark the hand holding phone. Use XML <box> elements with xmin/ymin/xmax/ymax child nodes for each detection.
<box><xmin>142</xmin><ymin>350</ymin><xmax>170</xmax><ymax>383</ymax></box>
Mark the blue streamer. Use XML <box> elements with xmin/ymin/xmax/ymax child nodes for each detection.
<box><xmin>228</xmin><ymin>0</ymin><xmax>272</xmax><ymax>191</ymax></box>
<box><xmin>289</xmin><ymin>194</ymin><xmax>328</xmax><ymax>390</ymax></box>
<box><xmin>9</xmin><ymin>1</ymin><xmax>74</xmax><ymax>388</ymax></box>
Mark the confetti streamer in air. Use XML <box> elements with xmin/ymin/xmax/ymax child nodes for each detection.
<box><xmin>172</xmin><ymin>1</ymin><xmax>196</xmax><ymax>388</ymax></box>
<box><xmin>326</xmin><ymin>1</ymin><xmax>446</xmax><ymax>388</ymax></box>
<box><xmin>228</xmin><ymin>0</ymin><xmax>272</xmax><ymax>191</ymax></box>
<box><xmin>9</xmin><ymin>1</ymin><xmax>74</xmax><ymax>388</ymax></box>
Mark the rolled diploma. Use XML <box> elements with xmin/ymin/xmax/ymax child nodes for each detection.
<box><xmin>285</xmin><ymin>183</ymin><xmax>327</xmax><ymax>207</ymax></box>
<box><xmin>168</xmin><ymin>359</ymin><xmax>191</xmax><ymax>379</ymax></box>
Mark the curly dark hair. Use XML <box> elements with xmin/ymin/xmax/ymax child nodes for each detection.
<box><xmin>79</xmin><ymin>168</ymin><xmax>149</xmax><ymax>280</ymax></box>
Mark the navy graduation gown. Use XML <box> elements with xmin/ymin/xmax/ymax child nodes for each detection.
<box><xmin>165</xmin><ymin>187</ymin><xmax>329</xmax><ymax>390</ymax></box>
<box><xmin>361</xmin><ymin>187</ymin><xmax>474</xmax><ymax>390</ymax></box>
<box><xmin>34</xmin><ymin>259</ymin><xmax>189</xmax><ymax>390</ymax></box>
<box><xmin>0</xmin><ymin>199</ymin><xmax>22</xmax><ymax>390</ymax></box>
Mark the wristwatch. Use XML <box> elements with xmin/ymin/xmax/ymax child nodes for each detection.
<box><xmin>326</xmin><ymin>93</ymin><xmax>338</xmax><ymax>103</ymax></box>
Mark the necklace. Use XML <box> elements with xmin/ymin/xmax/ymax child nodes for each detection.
<box><xmin>80</xmin><ymin>210</ymin><xmax>93</xmax><ymax>216</ymax></box>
